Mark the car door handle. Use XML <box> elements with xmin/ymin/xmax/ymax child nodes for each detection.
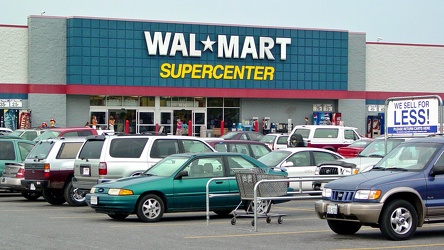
<box><xmin>215</xmin><ymin>181</ymin><xmax>224</xmax><ymax>184</ymax></box>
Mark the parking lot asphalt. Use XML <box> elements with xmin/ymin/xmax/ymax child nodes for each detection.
<box><xmin>1</xmin><ymin>193</ymin><xmax>444</xmax><ymax>250</ymax></box>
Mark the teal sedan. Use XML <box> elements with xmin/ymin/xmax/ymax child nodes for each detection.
<box><xmin>86</xmin><ymin>152</ymin><xmax>288</xmax><ymax>222</ymax></box>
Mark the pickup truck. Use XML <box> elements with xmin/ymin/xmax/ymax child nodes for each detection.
<box><xmin>315</xmin><ymin>136</ymin><xmax>444</xmax><ymax>240</ymax></box>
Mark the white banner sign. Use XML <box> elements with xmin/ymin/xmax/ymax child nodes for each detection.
<box><xmin>386</xmin><ymin>97</ymin><xmax>439</xmax><ymax>134</ymax></box>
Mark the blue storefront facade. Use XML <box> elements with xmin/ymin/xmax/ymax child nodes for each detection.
<box><xmin>2</xmin><ymin>16</ymin><xmax>370</xmax><ymax>135</ymax></box>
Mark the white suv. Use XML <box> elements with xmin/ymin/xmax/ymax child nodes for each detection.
<box><xmin>260</xmin><ymin>133</ymin><xmax>289</xmax><ymax>150</ymax></box>
<box><xmin>73</xmin><ymin>135</ymin><xmax>215</xmax><ymax>193</ymax></box>
<box><xmin>287</xmin><ymin>125</ymin><xmax>362</xmax><ymax>152</ymax></box>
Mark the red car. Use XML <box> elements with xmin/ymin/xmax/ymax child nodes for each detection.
<box><xmin>337</xmin><ymin>138</ymin><xmax>374</xmax><ymax>158</ymax></box>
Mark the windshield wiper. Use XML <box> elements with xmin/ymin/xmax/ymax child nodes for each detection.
<box><xmin>368</xmin><ymin>154</ymin><xmax>384</xmax><ymax>158</ymax></box>
<box><xmin>384</xmin><ymin>167</ymin><xmax>408</xmax><ymax>171</ymax></box>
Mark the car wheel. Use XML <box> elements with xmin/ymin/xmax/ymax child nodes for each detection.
<box><xmin>289</xmin><ymin>133</ymin><xmax>304</xmax><ymax>147</ymax></box>
<box><xmin>327</xmin><ymin>220</ymin><xmax>361</xmax><ymax>235</ymax></box>
<box><xmin>379</xmin><ymin>199</ymin><xmax>418</xmax><ymax>241</ymax></box>
<box><xmin>108</xmin><ymin>213</ymin><xmax>130</xmax><ymax>220</ymax></box>
<box><xmin>64</xmin><ymin>180</ymin><xmax>86</xmax><ymax>206</ymax></box>
<box><xmin>42</xmin><ymin>188</ymin><xmax>66</xmax><ymax>205</ymax></box>
<box><xmin>213</xmin><ymin>210</ymin><xmax>232</xmax><ymax>217</ymax></box>
<box><xmin>136</xmin><ymin>194</ymin><xmax>164</xmax><ymax>222</ymax></box>
<box><xmin>21</xmin><ymin>191</ymin><xmax>41</xmax><ymax>201</ymax></box>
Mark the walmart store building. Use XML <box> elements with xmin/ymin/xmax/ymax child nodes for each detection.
<box><xmin>1</xmin><ymin>15</ymin><xmax>443</xmax><ymax>136</ymax></box>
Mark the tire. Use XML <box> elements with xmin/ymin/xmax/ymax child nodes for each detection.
<box><xmin>379</xmin><ymin>199</ymin><xmax>418</xmax><ymax>241</ymax></box>
<box><xmin>64</xmin><ymin>180</ymin><xmax>86</xmax><ymax>206</ymax></box>
<box><xmin>21</xmin><ymin>191</ymin><xmax>41</xmax><ymax>201</ymax></box>
<box><xmin>289</xmin><ymin>133</ymin><xmax>304</xmax><ymax>147</ymax></box>
<box><xmin>108</xmin><ymin>213</ymin><xmax>130</xmax><ymax>221</ymax></box>
<box><xmin>136</xmin><ymin>194</ymin><xmax>164</xmax><ymax>222</ymax></box>
<box><xmin>42</xmin><ymin>188</ymin><xmax>66</xmax><ymax>205</ymax></box>
<box><xmin>327</xmin><ymin>220</ymin><xmax>361</xmax><ymax>235</ymax></box>
<box><xmin>213</xmin><ymin>210</ymin><xmax>232</xmax><ymax>217</ymax></box>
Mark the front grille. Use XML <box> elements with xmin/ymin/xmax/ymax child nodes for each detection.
<box><xmin>319</xmin><ymin>167</ymin><xmax>338</xmax><ymax>175</ymax></box>
<box><xmin>331</xmin><ymin>190</ymin><xmax>355</xmax><ymax>202</ymax></box>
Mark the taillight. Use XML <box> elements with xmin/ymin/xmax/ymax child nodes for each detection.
<box><xmin>307</xmin><ymin>140</ymin><xmax>311</xmax><ymax>148</ymax></box>
<box><xmin>16</xmin><ymin>167</ymin><xmax>25</xmax><ymax>178</ymax></box>
<box><xmin>44</xmin><ymin>163</ymin><xmax>50</xmax><ymax>178</ymax></box>
<box><xmin>98</xmin><ymin>162</ymin><xmax>107</xmax><ymax>175</ymax></box>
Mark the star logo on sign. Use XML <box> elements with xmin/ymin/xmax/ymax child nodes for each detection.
<box><xmin>201</xmin><ymin>35</ymin><xmax>216</xmax><ymax>52</ymax></box>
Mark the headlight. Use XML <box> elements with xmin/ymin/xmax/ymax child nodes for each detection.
<box><xmin>354</xmin><ymin>190</ymin><xmax>381</xmax><ymax>200</ymax></box>
<box><xmin>108</xmin><ymin>188</ymin><xmax>134</xmax><ymax>196</ymax></box>
<box><xmin>322</xmin><ymin>188</ymin><xmax>332</xmax><ymax>198</ymax></box>
<box><xmin>90</xmin><ymin>187</ymin><xmax>96</xmax><ymax>193</ymax></box>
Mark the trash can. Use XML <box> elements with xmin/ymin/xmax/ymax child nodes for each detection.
<box><xmin>200</xmin><ymin>125</ymin><xmax>207</xmax><ymax>137</ymax></box>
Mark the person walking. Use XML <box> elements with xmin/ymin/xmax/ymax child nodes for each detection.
<box><xmin>108</xmin><ymin>116</ymin><xmax>115</xmax><ymax>130</ymax></box>
<box><xmin>91</xmin><ymin>115</ymin><xmax>98</xmax><ymax>129</ymax></box>
<box><xmin>176</xmin><ymin>118</ymin><xmax>183</xmax><ymax>135</ymax></box>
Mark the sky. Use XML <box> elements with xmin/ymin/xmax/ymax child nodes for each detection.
<box><xmin>1</xmin><ymin>0</ymin><xmax>444</xmax><ymax>45</ymax></box>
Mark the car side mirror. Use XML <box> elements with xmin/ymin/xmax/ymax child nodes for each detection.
<box><xmin>430</xmin><ymin>165</ymin><xmax>444</xmax><ymax>176</ymax></box>
<box><xmin>281</xmin><ymin>161</ymin><xmax>294</xmax><ymax>167</ymax></box>
<box><xmin>175</xmin><ymin>170</ymin><xmax>189</xmax><ymax>179</ymax></box>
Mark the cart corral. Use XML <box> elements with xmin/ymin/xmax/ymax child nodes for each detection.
<box><xmin>206</xmin><ymin>174</ymin><xmax>346</xmax><ymax>231</ymax></box>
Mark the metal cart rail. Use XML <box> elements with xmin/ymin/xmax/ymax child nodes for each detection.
<box><xmin>231</xmin><ymin>168</ymin><xmax>288</xmax><ymax>226</ymax></box>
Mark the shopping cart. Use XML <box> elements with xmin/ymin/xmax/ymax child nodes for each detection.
<box><xmin>231</xmin><ymin>168</ymin><xmax>288</xmax><ymax>226</ymax></box>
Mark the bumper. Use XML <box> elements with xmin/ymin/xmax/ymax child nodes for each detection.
<box><xmin>314</xmin><ymin>199</ymin><xmax>383</xmax><ymax>224</ymax></box>
<box><xmin>0</xmin><ymin>177</ymin><xmax>25</xmax><ymax>191</ymax></box>
<box><xmin>86</xmin><ymin>193</ymin><xmax>138</xmax><ymax>214</ymax></box>
<box><xmin>20</xmin><ymin>179</ymin><xmax>49</xmax><ymax>192</ymax></box>
<box><xmin>73</xmin><ymin>177</ymin><xmax>113</xmax><ymax>191</ymax></box>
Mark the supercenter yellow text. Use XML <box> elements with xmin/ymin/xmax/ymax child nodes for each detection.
<box><xmin>159</xmin><ymin>63</ymin><xmax>275</xmax><ymax>80</ymax></box>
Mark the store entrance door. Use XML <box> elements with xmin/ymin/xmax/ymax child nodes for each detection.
<box><xmin>173</xmin><ymin>110</ymin><xmax>192</xmax><ymax>135</ymax></box>
<box><xmin>109</xmin><ymin>109</ymin><xmax>136</xmax><ymax>133</ymax></box>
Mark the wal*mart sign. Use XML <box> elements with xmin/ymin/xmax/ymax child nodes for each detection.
<box><xmin>387</xmin><ymin>98</ymin><xmax>439</xmax><ymax>134</ymax></box>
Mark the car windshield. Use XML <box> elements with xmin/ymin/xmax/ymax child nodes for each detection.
<box><xmin>257</xmin><ymin>150</ymin><xmax>292</xmax><ymax>167</ymax></box>
<box><xmin>347</xmin><ymin>140</ymin><xmax>372</xmax><ymax>148</ymax></box>
<box><xmin>144</xmin><ymin>155</ymin><xmax>189</xmax><ymax>177</ymax></box>
<box><xmin>358</xmin><ymin>138</ymin><xmax>405</xmax><ymax>157</ymax></box>
<box><xmin>373</xmin><ymin>142</ymin><xmax>440</xmax><ymax>171</ymax></box>
<box><xmin>220</xmin><ymin>132</ymin><xmax>238</xmax><ymax>139</ymax></box>
<box><xmin>260</xmin><ymin>135</ymin><xmax>276</xmax><ymax>143</ymax></box>
<box><xmin>33</xmin><ymin>130</ymin><xmax>60</xmax><ymax>141</ymax></box>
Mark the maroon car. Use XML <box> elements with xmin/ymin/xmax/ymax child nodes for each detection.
<box><xmin>219</xmin><ymin>131</ymin><xmax>264</xmax><ymax>141</ymax></box>
<box><xmin>204</xmin><ymin>139</ymin><xmax>271</xmax><ymax>159</ymax></box>
<box><xmin>337</xmin><ymin>138</ymin><xmax>374</xmax><ymax>158</ymax></box>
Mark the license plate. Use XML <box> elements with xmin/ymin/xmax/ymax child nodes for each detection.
<box><xmin>82</xmin><ymin>167</ymin><xmax>90</xmax><ymax>176</ymax></box>
<box><xmin>327</xmin><ymin>204</ymin><xmax>338</xmax><ymax>214</ymax></box>
<box><xmin>90</xmin><ymin>196</ymin><xmax>98</xmax><ymax>205</ymax></box>
<box><xmin>30</xmin><ymin>183</ymin><xmax>36</xmax><ymax>190</ymax></box>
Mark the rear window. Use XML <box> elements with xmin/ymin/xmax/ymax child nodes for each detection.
<box><xmin>0</xmin><ymin>141</ymin><xmax>15</xmax><ymax>160</ymax></box>
<box><xmin>109</xmin><ymin>138</ymin><xmax>148</xmax><ymax>158</ymax></box>
<box><xmin>293</xmin><ymin>129</ymin><xmax>310</xmax><ymax>138</ymax></box>
<box><xmin>26</xmin><ymin>141</ymin><xmax>54</xmax><ymax>159</ymax></box>
<box><xmin>33</xmin><ymin>131</ymin><xmax>61</xmax><ymax>141</ymax></box>
<box><xmin>182</xmin><ymin>140</ymin><xmax>213</xmax><ymax>153</ymax></box>
<box><xmin>78</xmin><ymin>140</ymin><xmax>105</xmax><ymax>159</ymax></box>
<box><xmin>277</xmin><ymin>136</ymin><xmax>289</xmax><ymax>144</ymax></box>
<box><xmin>313</xmin><ymin>128</ymin><xmax>338</xmax><ymax>138</ymax></box>
<box><xmin>56</xmin><ymin>142</ymin><xmax>84</xmax><ymax>159</ymax></box>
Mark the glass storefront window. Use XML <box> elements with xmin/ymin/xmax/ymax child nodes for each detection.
<box><xmin>140</xmin><ymin>97</ymin><xmax>155</xmax><ymax>107</ymax></box>
<box><xmin>90</xmin><ymin>96</ymin><xmax>105</xmax><ymax>106</ymax></box>
<box><xmin>107</xmin><ymin>96</ymin><xmax>122</xmax><ymax>106</ymax></box>
<box><xmin>224</xmin><ymin>98</ymin><xmax>240</xmax><ymax>107</ymax></box>
<box><xmin>195</xmin><ymin>97</ymin><xmax>206</xmax><ymax>107</ymax></box>
<box><xmin>139</xmin><ymin>112</ymin><xmax>154</xmax><ymax>125</ymax></box>
<box><xmin>160</xmin><ymin>97</ymin><xmax>171</xmax><ymax>107</ymax></box>
<box><xmin>123</xmin><ymin>96</ymin><xmax>139</xmax><ymax>106</ymax></box>
<box><xmin>207</xmin><ymin>108</ymin><xmax>223</xmax><ymax>129</ymax></box>
<box><xmin>207</xmin><ymin>98</ymin><xmax>223</xmax><ymax>107</ymax></box>
<box><xmin>224</xmin><ymin>108</ymin><xmax>240</xmax><ymax>129</ymax></box>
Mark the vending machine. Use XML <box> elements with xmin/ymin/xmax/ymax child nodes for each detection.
<box><xmin>331</xmin><ymin>113</ymin><xmax>342</xmax><ymax>126</ymax></box>
<box><xmin>262</xmin><ymin>117</ymin><xmax>271</xmax><ymax>134</ymax></box>
<box><xmin>366</xmin><ymin>114</ymin><xmax>384</xmax><ymax>138</ymax></box>
<box><xmin>312</xmin><ymin>112</ymin><xmax>331</xmax><ymax>125</ymax></box>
